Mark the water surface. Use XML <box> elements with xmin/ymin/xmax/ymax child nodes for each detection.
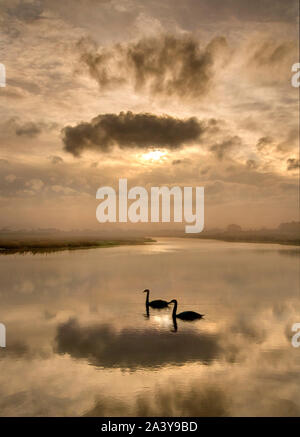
<box><xmin>0</xmin><ymin>238</ymin><xmax>299</xmax><ymax>416</ymax></box>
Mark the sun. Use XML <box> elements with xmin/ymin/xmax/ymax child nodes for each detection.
<box><xmin>140</xmin><ymin>149</ymin><xmax>167</xmax><ymax>162</ymax></box>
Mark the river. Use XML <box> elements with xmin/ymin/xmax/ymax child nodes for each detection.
<box><xmin>0</xmin><ymin>238</ymin><xmax>299</xmax><ymax>416</ymax></box>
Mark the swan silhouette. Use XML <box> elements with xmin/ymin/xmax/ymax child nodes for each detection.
<box><xmin>143</xmin><ymin>289</ymin><xmax>169</xmax><ymax>309</ymax></box>
<box><xmin>169</xmin><ymin>299</ymin><xmax>204</xmax><ymax>321</ymax></box>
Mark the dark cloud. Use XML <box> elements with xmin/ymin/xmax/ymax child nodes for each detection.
<box><xmin>78</xmin><ymin>34</ymin><xmax>229</xmax><ymax>101</ymax></box>
<box><xmin>287</xmin><ymin>158</ymin><xmax>300</xmax><ymax>171</ymax></box>
<box><xmin>15</xmin><ymin>122</ymin><xmax>43</xmax><ymax>138</ymax></box>
<box><xmin>210</xmin><ymin>136</ymin><xmax>242</xmax><ymax>160</ymax></box>
<box><xmin>126</xmin><ymin>34</ymin><xmax>228</xmax><ymax>99</ymax></box>
<box><xmin>62</xmin><ymin>111</ymin><xmax>205</xmax><ymax>157</ymax></box>
<box><xmin>256</xmin><ymin>136</ymin><xmax>273</xmax><ymax>152</ymax></box>
<box><xmin>55</xmin><ymin>318</ymin><xmax>221</xmax><ymax>369</ymax></box>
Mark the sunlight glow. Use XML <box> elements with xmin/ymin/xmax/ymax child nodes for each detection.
<box><xmin>152</xmin><ymin>314</ymin><xmax>172</xmax><ymax>327</ymax></box>
<box><xmin>140</xmin><ymin>150</ymin><xmax>167</xmax><ymax>163</ymax></box>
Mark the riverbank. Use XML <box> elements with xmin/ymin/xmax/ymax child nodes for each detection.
<box><xmin>0</xmin><ymin>238</ymin><xmax>155</xmax><ymax>255</ymax></box>
<box><xmin>187</xmin><ymin>234</ymin><xmax>300</xmax><ymax>246</ymax></box>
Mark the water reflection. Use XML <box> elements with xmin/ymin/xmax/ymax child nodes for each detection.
<box><xmin>55</xmin><ymin>318</ymin><xmax>220</xmax><ymax>369</ymax></box>
<box><xmin>0</xmin><ymin>238</ymin><xmax>299</xmax><ymax>416</ymax></box>
<box><xmin>278</xmin><ymin>249</ymin><xmax>300</xmax><ymax>258</ymax></box>
<box><xmin>84</xmin><ymin>384</ymin><xmax>229</xmax><ymax>417</ymax></box>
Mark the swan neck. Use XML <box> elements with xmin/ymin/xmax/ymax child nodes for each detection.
<box><xmin>172</xmin><ymin>301</ymin><xmax>177</xmax><ymax>318</ymax></box>
<box><xmin>145</xmin><ymin>290</ymin><xmax>149</xmax><ymax>305</ymax></box>
<box><xmin>173</xmin><ymin>316</ymin><xmax>177</xmax><ymax>332</ymax></box>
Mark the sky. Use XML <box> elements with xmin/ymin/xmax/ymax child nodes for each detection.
<box><xmin>0</xmin><ymin>0</ymin><xmax>299</xmax><ymax>231</ymax></box>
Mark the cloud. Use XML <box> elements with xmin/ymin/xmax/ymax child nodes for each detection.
<box><xmin>210</xmin><ymin>136</ymin><xmax>242</xmax><ymax>160</ymax></box>
<box><xmin>62</xmin><ymin>111</ymin><xmax>205</xmax><ymax>156</ymax></box>
<box><xmin>4</xmin><ymin>0</ymin><xmax>44</xmax><ymax>23</ymax></box>
<box><xmin>1</xmin><ymin>118</ymin><xmax>58</xmax><ymax>139</ymax></box>
<box><xmin>243</xmin><ymin>39</ymin><xmax>298</xmax><ymax>85</ymax></box>
<box><xmin>249</xmin><ymin>40</ymin><xmax>296</xmax><ymax>69</ymax></box>
<box><xmin>256</xmin><ymin>136</ymin><xmax>273</xmax><ymax>152</ymax></box>
<box><xmin>256</xmin><ymin>132</ymin><xmax>298</xmax><ymax>158</ymax></box>
<box><xmin>287</xmin><ymin>158</ymin><xmax>300</xmax><ymax>171</ymax></box>
<box><xmin>85</xmin><ymin>384</ymin><xmax>229</xmax><ymax>417</ymax></box>
<box><xmin>15</xmin><ymin>121</ymin><xmax>43</xmax><ymax>138</ymax></box>
<box><xmin>77</xmin><ymin>34</ymin><xmax>229</xmax><ymax>101</ymax></box>
<box><xmin>55</xmin><ymin>318</ymin><xmax>221</xmax><ymax>369</ymax></box>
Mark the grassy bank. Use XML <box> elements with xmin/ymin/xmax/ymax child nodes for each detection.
<box><xmin>0</xmin><ymin>238</ymin><xmax>155</xmax><ymax>255</ymax></box>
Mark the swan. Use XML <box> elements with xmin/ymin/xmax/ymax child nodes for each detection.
<box><xmin>143</xmin><ymin>289</ymin><xmax>169</xmax><ymax>309</ymax></box>
<box><xmin>169</xmin><ymin>299</ymin><xmax>204</xmax><ymax>320</ymax></box>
